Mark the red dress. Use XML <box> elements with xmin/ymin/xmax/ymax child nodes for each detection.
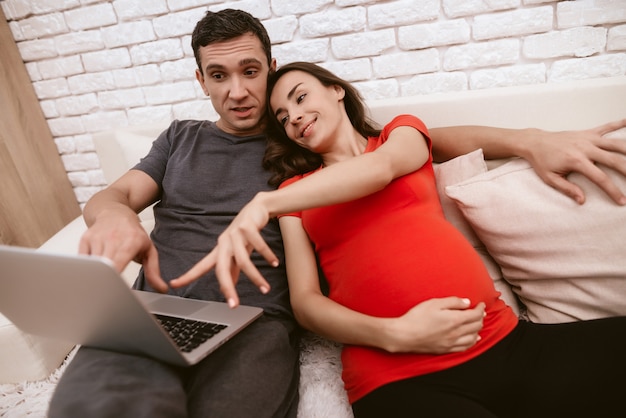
<box><xmin>280</xmin><ymin>115</ymin><xmax>518</xmax><ymax>403</ymax></box>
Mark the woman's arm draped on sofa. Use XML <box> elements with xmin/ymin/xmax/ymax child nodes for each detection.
<box><xmin>429</xmin><ymin>119</ymin><xmax>626</xmax><ymax>205</ymax></box>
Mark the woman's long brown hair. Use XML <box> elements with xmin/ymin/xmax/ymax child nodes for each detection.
<box><xmin>263</xmin><ymin>62</ymin><xmax>381</xmax><ymax>187</ymax></box>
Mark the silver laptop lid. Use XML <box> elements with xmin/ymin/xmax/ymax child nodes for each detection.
<box><xmin>0</xmin><ymin>245</ymin><xmax>263</xmax><ymax>366</ymax></box>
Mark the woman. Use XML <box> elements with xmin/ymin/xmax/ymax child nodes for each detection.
<box><xmin>176</xmin><ymin>62</ymin><xmax>626</xmax><ymax>417</ymax></box>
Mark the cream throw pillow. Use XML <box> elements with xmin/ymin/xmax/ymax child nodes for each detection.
<box><xmin>118</xmin><ymin>131</ymin><xmax>155</xmax><ymax>168</ymax></box>
<box><xmin>433</xmin><ymin>150</ymin><xmax>520</xmax><ymax>315</ymax></box>
<box><xmin>445</xmin><ymin>156</ymin><xmax>626</xmax><ymax>323</ymax></box>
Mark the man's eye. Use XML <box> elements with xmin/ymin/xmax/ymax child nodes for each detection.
<box><xmin>296</xmin><ymin>93</ymin><xmax>306</xmax><ymax>104</ymax></box>
<box><xmin>211</xmin><ymin>73</ymin><xmax>224</xmax><ymax>80</ymax></box>
<box><xmin>244</xmin><ymin>69</ymin><xmax>258</xmax><ymax>76</ymax></box>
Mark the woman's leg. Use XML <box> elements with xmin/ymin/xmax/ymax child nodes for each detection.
<box><xmin>496</xmin><ymin>317</ymin><xmax>626</xmax><ymax>418</ymax></box>
<box><xmin>352</xmin><ymin>377</ymin><xmax>499</xmax><ymax>418</ymax></box>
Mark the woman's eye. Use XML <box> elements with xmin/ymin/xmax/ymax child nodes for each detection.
<box><xmin>279</xmin><ymin>115</ymin><xmax>288</xmax><ymax>126</ymax></box>
<box><xmin>296</xmin><ymin>93</ymin><xmax>306</xmax><ymax>104</ymax></box>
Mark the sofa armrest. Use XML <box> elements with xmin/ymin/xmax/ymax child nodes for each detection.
<box><xmin>37</xmin><ymin>216</ymin><xmax>86</xmax><ymax>255</ymax></box>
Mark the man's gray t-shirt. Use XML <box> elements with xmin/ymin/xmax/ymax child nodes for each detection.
<box><xmin>133</xmin><ymin>119</ymin><xmax>292</xmax><ymax>320</ymax></box>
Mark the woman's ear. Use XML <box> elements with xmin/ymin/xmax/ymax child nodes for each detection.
<box><xmin>334</xmin><ymin>85</ymin><xmax>345</xmax><ymax>100</ymax></box>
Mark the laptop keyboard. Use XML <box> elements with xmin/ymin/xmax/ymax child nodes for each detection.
<box><xmin>154</xmin><ymin>314</ymin><xmax>227</xmax><ymax>353</ymax></box>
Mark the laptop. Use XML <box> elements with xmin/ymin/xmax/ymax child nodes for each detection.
<box><xmin>0</xmin><ymin>245</ymin><xmax>263</xmax><ymax>367</ymax></box>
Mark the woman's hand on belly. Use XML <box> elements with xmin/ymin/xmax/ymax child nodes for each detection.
<box><xmin>383</xmin><ymin>297</ymin><xmax>485</xmax><ymax>354</ymax></box>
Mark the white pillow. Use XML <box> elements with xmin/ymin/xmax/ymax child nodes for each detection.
<box><xmin>117</xmin><ymin>131</ymin><xmax>155</xmax><ymax>168</ymax></box>
<box><xmin>445</xmin><ymin>156</ymin><xmax>626</xmax><ymax>323</ymax></box>
<box><xmin>433</xmin><ymin>150</ymin><xmax>520</xmax><ymax>315</ymax></box>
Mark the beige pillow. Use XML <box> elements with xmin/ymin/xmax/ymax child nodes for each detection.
<box><xmin>445</xmin><ymin>157</ymin><xmax>626</xmax><ymax>323</ymax></box>
<box><xmin>433</xmin><ymin>150</ymin><xmax>519</xmax><ymax>315</ymax></box>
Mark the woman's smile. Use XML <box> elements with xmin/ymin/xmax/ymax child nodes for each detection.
<box><xmin>300</xmin><ymin>119</ymin><xmax>316</xmax><ymax>138</ymax></box>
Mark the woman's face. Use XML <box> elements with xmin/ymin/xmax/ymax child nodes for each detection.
<box><xmin>269</xmin><ymin>70</ymin><xmax>345</xmax><ymax>153</ymax></box>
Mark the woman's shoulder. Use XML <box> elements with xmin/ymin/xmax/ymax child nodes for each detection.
<box><xmin>384</xmin><ymin>114</ymin><xmax>427</xmax><ymax>131</ymax></box>
<box><xmin>279</xmin><ymin>169</ymin><xmax>318</xmax><ymax>189</ymax></box>
<box><xmin>375</xmin><ymin>114</ymin><xmax>430</xmax><ymax>143</ymax></box>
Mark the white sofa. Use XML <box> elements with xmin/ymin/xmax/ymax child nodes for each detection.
<box><xmin>1</xmin><ymin>75</ymin><xmax>625</xmax><ymax>417</ymax></box>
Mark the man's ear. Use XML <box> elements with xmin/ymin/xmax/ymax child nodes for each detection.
<box><xmin>269</xmin><ymin>58</ymin><xmax>277</xmax><ymax>74</ymax></box>
<box><xmin>195</xmin><ymin>69</ymin><xmax>209</xmax><ymax>96</ymax></box>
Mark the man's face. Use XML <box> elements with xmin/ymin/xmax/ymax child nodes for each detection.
<box><xmin>195</xmin><ymin>33</ymin><xmax>276</xmax><ymax>136</ymax></box>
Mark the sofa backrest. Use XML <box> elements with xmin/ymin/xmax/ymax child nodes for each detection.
<box><xmin>92</xmin><ymin>75</ymin><xmax>626</xmax><ymax>186</ymax></box>
<box><xmin>367</xmin><ymin>75</ymin><xmax>626</xmax><ymax>131</ymax></box>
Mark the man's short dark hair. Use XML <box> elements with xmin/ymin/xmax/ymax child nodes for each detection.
<box><xmin>191</xmin><ymin>9</ymin><xmax>273</xmax><ymax>74</ymax></box>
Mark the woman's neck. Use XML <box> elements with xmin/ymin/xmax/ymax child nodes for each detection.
<box><xmin>321</xmin><ymin>124</ymin><xmax>368</xmax><ymax>167</ymax></box>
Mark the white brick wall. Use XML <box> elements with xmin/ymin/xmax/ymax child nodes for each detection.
<box><xmin>2</xmin><ymin>0</ymin><xmax>626</xmax><ymax>205</ymax></box>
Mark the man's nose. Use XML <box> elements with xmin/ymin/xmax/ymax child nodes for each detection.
<box><xmin>229</xmin><ymin>76</ymin><xmax>248</xmax><ymax>100</ymax></box>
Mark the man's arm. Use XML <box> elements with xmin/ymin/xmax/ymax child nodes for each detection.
<box><xmin>79</xmin><ymin>169</ymin><xmax>168</xmax><ymax>292</ymax></box>
<box><xmin>430</xmin><ymin>120</ymin><xmax>626</xmax><ymax>205</ymax></box>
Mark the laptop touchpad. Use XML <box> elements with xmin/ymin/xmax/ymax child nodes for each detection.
<box><xmin>147</xmin><ymin>297</ymin><xmax>209</xmax><ymax>316</ymax></box>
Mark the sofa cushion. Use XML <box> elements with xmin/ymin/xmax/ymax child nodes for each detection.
<box><xmin>433</xmin><ymin>150</ymin><xmax>519</xmax><ymax>315</ymax></box>
<box><xmin>0</xmin><ymin>312</ymin><xmax>74</xmax><ymax>384</ymax></box>
<box><xmin>445</xmin><ymin>151</ymin><xmax>626</xmax><ymax>323</ymax></box>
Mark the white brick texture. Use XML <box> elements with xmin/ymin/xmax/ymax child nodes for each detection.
<box><xmin>524</xmin><ymin>27</ymin><xmax>608</xmax><ymax>59</ymax></box>
<box><xmin>300</xmin><ymin>7</ymin><xmax>366</xmax><ymax>38</ymax></box>
<box><xmin>331</xmin><ymin>29</ymin><xmax>396</xmax><ymax>59</ymax></box>
<box><xmin>3</xmin><ymin>0</ymin><xmax>624</xmax><ymax>203</ymax></box>
<box><xmin>398</xmin><ymin>19</ymin><xmax>470</xmax><ymax>50</ymax></box>
<box><xmin>473</xmin><ymin>6</ymin><xmax>553</xmax><ymax>41</ymax></box>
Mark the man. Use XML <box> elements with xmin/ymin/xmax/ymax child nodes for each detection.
<box><xmin>50</xmin><ymin>8</ymin><xmax>626</xmax><ymax>418</ymax></box>
<box><xmin>49</xmin><ymin>10</ymin><xmax>299</xmax><ymax>418</ymax></box>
